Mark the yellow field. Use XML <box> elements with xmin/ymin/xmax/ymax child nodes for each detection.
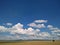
<box><xmin>0</xmin><ymin>41</ymin><xmax>60</xmax><ymax>45</ymax></box>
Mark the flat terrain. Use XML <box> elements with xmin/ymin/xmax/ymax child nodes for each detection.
<box><xmin>0</xmin><ymin>41</ymin><xmax>60</xmax><ymax>45</ymax></box>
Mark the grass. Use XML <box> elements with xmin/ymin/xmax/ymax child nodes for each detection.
<box><xmin>0</xmin><ymin>41</ymin><xmax>60</xmax><ymax>45</ymax></box>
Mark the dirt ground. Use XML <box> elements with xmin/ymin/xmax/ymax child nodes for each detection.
<box><xmin>0</xmin><ymin>41</ymin><xmax>60</xmax><ymax>45</ymax></box>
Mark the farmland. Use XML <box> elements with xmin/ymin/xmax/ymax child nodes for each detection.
<box><xmin>0</xmin><ymin>41</ymin><xmax>60</xmax><ymax>45</ymax></box>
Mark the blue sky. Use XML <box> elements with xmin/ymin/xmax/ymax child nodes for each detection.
<box><xmin>0</xmin><ymin>0</ymin><xmax>60</xmax><ymax>40</ymax></box>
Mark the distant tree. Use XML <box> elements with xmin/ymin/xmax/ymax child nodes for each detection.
<box><xmin>52</xmin><ymin>40</ymin><xmax>55</xmax><ymax>42</ymax></box>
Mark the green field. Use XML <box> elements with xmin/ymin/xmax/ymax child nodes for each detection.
<box><xmin>0</xmin><ymin>41</ymin><xmax>60</xmax><ymax>45</ymax></box>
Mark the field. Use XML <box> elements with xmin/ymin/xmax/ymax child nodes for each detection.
<box><xmin>0</xmin><ymin>41</ymin><xmax>60</xmax><ymax>45</ymax></box>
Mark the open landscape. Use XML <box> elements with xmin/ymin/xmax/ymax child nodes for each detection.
<box><xmin>0</xmin><ymin>0</ymin><xmax>60</xmax><ymax>45</ymax></box>
<box><xmin>0</xmin><ymin>41</ymin><xmax>60</xmax><ymax>45</ymax></box>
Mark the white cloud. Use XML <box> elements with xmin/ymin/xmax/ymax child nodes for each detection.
<box><xmin>47</xmin><ymin>25</ymin><xmax>60</xmax><ymax>32</ymax></box>
<box><xmin>47</xmin><ymin>25</ymin><xmax>60</xmax><ymax>40</ymax></box>
<box><xmin>28</xmin><ymin>20</ymin><xmax>46</xmax><ymax>28</ymax></box>
<box><xmin>39</xmin><ymin>32</ymin><xmax>51</xmax><ymax>37</ymax></box>
<box><xmin>6</xmin><ymin>23</ymin><xmax>12</xmax><ymax>26</ymax></box>
<box><xmin>47</xmin><ymin>25</ymin><xmax>59</xmax><ymax>30</ymax></box>
<box><xmin>52</xmin><ymin>30</ymin><xmax>60</xmax><ymax>33</ymax></box>
<box><xmin>47</xmin><ymin>25</ymin><xmax>53</xmax><ymax>28</ymax></box>
<box><xmin>56</xmin><ymin>34</ymin><xmax>60</xmax><ymax>36</ymax></box>
<box><xmin>10</xmin><ymin>23</ymin><xmax>25</xmax><ymax>34</ymax></box>
<box><xmin>0</xmin><ymin>22</ymin><xmax>52</xmax><ymax>40</ymax></box>
<box><xmin>28</xmin><ymin>23</ymin><xmax>45</xmax><ymax>28</ymax></box>
<box><xmin>13</xmin><ymin>23</ymin><xmax>23</xmax><ymax>28</ymax></box>
<box><xmin>3</xmin><ymin>23</ymin><xmax>13</xmax><ymax>26</ymax></box>
<box><xmin>0</xmin><ymin>20</ymin><xmax>60</xmax><ymax>40</ymax></box>
<box><xmin>11</xmin><ymin>26</ymin><xmax>40</xmax><ymax>36</ymax></box>
<box><xmin>28</xmin><ymin>23</ymin><xmax>36</xmax><ymax>27</ymax></box>
<box><xmin>36</xmin><ymin>24</ymin><xmax>45</xmax><ymax>28</ymax></box>
<box><xmin>34</xmin><ymin>20</ymin><xmax>47</xmax><ymax>23</ymax></box>
<box><xmin>0</xmin><ymin>26</ymin><xmax>9</xmax><ymax>32</ymax></box>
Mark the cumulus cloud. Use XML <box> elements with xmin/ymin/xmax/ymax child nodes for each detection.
<box><xmin>28</xmin><ymin>23</ymin><xmax>45</xmax><ymax>28</ymax></box>
<box><xmin>34</xmin><ymin>20</ymin><xmax>47</xmax><ymax>23</ymax></box>
<box><xmin>47</xmin><ymin>25</ymin><xmax>53</xmax><ymax>28</ymax></box>
<box><xmin>0</xmin><ymin>26</ymin><xmax>8</xmax><ymax>32</ymax></box>
<box><xmin>47</xmin><ymin>25</ymin><xmax>60</xmax><ymax>40</ymax></box>
<box><xmin>3</xmin><ymin>23</ymin><xmax>13</xmax><ymax>26</ymax></box>
<box><xmin>47</xmin><ymin>25</ymin><xmax>60</xmax><ymax>32</ymax></box>
<box><xmin>39</xmin><ymin>32</ymin><xmax>51</xmax><ymax>37</ymax></box>
<box><xmin>28</xmin><ymin>23</ymin><xmax>36</xmax><ymax>27</ymax></box>
<box><xmin>6</xmin><ymin>23</ymin><xmax>12</xmax><ymax>26</ymax></box>
<box><xmin>0</xmin><ymin>20</ymin><xmax>60</xmax><ymax>40</ymax></box>
<box><xmin>11</xmin><ymin>24</ymin><xmax>40</xmax><ymax>36</ymax></box>
<box><xmin>28</xmin><ymin>20</ymin><xmax>46</xmax><ymax>28</ymax></box>
<box><xmin>0</xmin><ymin>22</ymin><xmax>51</xmax><ymax>40</ymax></box>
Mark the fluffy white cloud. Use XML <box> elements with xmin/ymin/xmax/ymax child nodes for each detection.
<box><xmin>28</xmin><ymin>23</ymin><xmax>45</xmax><ymax>28</ymax></box>
<box><xmin>0</xmin><ymin>26</ymin><xmax>9</xmax><ymax>32</ymax></box>
<box><xmin>13</xmin><ymin>23</ymin><xmax>23</xmax><ymax>28</ymax></box>
<box><xmin>28</xmin><ymin>23</ymin><xmax>36</xmax><ymax>27</ymax></box>
<box><xmin>0</xmin><ymin>20</ymin><xmax>60</xmax><ymax>40</ymax></box>
<box><xmin>6</xmin><ymin>23</ymin><xmax>12</xmax><ymax>26</ymax></box>
<box><xmin>10</xmin><ymin>23</ymin><xmax>25</xmax><ymax>34</ymax></box>
<box><xmin>3</xmin><ymin>23</ymin><xmax>13</xmax><ymax>26</ymax></box>
<box><xmin>28</xmin><ymin>20</ymin><xmax>46</xmax><ymax>28</ymax></box>
<box><xmin>0</xmin><ymin>23</ymin><xmax>52</xmax><ymax>40</ymax></box>
<box><xmin>11</xmin><ymin>25</ymin><xmax>40</xmax><ymax>36</ymax></box>
<box><xmin>57</xmin><ymin>34</ymin><xmax>60</xmax><ymax>36</ymax></box>
<box><xmin>47</xmin><ymin>25</ymin><xmax>53</xmax><ymax>28</ymax></box>
<box><xmin>47</xmin><ymin>25</ymin><xmax>59</xmax><ymax>30</ymax></box>
<box><xmin>34</xmin><ymin>20</ymin><xmax>47</xmax><ymax>23</ymax></box>
<box><xmin>39</xmin><ymin>32</ymin><xmax>51</xmax><ymax>37</ymax></box>
<box><xmin>52</xmin><ymin>30</ymin><xmax>60</xmax><ymax>33</ymax></box>
<box><xmin>47</xmin><ymin>25</ymin><xmax>60</xmax><ymax>32</ymax></box>
<box><xmin>47</xmin><ymin>25</ymin><xmax>60</xmax><ymax>40</ymax></box>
